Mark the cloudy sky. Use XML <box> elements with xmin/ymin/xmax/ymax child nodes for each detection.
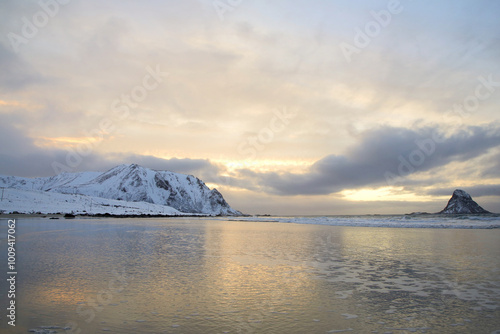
<box><xmin>1</xmin><ymin>0</ymin><xmax>500</xmax><ymax>215</ymax></box>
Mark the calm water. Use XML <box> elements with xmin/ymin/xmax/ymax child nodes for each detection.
<box><xmin>1</xmin><ymin>217</ymin><xmax>499</xmax><ymax>333</ymax></box>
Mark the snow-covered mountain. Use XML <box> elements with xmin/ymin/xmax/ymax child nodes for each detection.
<box><xmin>0</xmin><ymin>164</ymin><xmax>241</xmax><ymax>216</ymax></box>
<box><xmin>0</xmin><ymin>188</ymin><xmax>185</xmax><ymax>216</ymax></box>
<box><xmin>439</xmin><ymin>189</ymin><xmax>490</xmax><ymax>214</ymax></box>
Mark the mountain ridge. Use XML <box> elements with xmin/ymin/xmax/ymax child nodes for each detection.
<box><xmin>0</xmin><ymin>164</ymin><xmax>241</xmax><ymax>216</ymax></box>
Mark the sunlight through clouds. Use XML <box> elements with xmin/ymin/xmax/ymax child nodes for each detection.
<box><xmin>1</xmin><ymin>0</ymin><xmax>499</xmax><ymax>214</ymax></box>
<box><xmin>340</xmin><ymin>187</ymin><xmax>436</xmax><ymax>203</ymax></box>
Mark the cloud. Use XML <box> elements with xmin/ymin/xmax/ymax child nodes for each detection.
<box><xmin>427</xmin><ymin>184</ymin><xmax>500</xmax><ymax>198</ymax></box>
<box><xmin>232</xmin><ymin>123</ymin><xmax>500</xmax><ymax>196</ymax></box>
<box><xmin>0</xmin><ymin>43</ymin><xmax>43</xmax><ymax>92</ymax></box>
<box><xmin>110</xmin><ymin>153</ymin><xmax>221</xmax><ymax>178</ymax></box>
<box><xmin>480</xmin><ymin>149</ymin><xmax>500</xmax><ymax>178</ymax></box>
<box><xmin>0</xmin><ymin>125</ymin><xmax>104</xmax><ymax>177</ymax></box>
<box><xmin>0</xmin><ymin>122</ymin><xmax>222</xmax><ymax>178</ymax></box>
<box><xmin>1</xmin><ymin>0</ymin><xmax>500</xmax><ymax>215</ymax></box>
<box><xmin>225</xmin><ymin>189</ymin><xmax>443</xmax><ymax>216</ymax></box>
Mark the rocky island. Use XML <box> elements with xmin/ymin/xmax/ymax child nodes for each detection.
<box><xmin>439</xmin><ymin>189</ymin><xmax>491</xmax><ymax>214</ymax></box>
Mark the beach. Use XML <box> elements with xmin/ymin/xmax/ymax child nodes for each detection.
<box><xmin>1</xmin><ymin>217</ymin><xmax>499</xmax><ymax>333</ymax></box>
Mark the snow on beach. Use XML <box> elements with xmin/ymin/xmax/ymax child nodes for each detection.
<box><xmin>0</xmin><ymin>188</ymin><xmax>184</xmax><ymax>216</ymax></box>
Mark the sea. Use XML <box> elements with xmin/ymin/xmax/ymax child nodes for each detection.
<box><xmin>0</xmin><ymin>215</ymin><xmax>499</xmax><ymax>333</ymax></box>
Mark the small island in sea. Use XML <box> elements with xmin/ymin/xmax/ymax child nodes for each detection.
<box><xmin>438</xmin><ymin>189</ymin><xmax>491</xmax><ymax>214</ymax></box>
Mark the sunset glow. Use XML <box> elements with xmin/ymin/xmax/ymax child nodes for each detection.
<box><xmin>1</xmin><ymin>0</ymin><xmax>499</xmax><ymax>214</ymax></box>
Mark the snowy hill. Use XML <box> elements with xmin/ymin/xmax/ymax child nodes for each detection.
<box><xmin>0</xmin><ymin>188</ymin><xmax>185</xmax><ymax>216</ymax></box>
<box><xmin>439</xmin><ymin>189</ymin><xmax>490</xmax><ymax>214</ymax></box>
<box><xmin>0</xmin><ymin>164</ymin><xmax>241</xmax><ymax>216</ymax></box>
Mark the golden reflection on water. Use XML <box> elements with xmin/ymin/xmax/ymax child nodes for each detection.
<box><xmin>25</xmin><ymin>286</ymin><xmax>88</xmax><ymax>307</ymax></box>
<box><xmin>202</xmin><ymin>221</ymin><xmax>320</xmax><ymax>311</ymax></box>
<box><xmin>2</xmin><ymin>219</ymin><xmax>499</xmax><ymax>333</ymax></box>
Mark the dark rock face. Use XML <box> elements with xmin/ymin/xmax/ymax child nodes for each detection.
<box><xmin>439</xmin><ymin>189</ymin><xmax>490</xmax><ymax>214</ymax></box>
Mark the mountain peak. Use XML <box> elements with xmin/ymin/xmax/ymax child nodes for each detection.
<box><xmin>109</xmin><ymin>163</ymin><xmax>142</xmax><ymax>171</ymax></box>
<box><xmin>439</xmin><ymin>189</ymin><xmax>490</xmax><ymax>214</ymax></box>
<box><xmin>0</xmin><ymin>164</ymin><xmax>242</xmax><ymax>216</ymax></box>
<box><xmin>452</xmin><ymin>189</ymin><xmax>471</xmax><ymax>199</ymax></box>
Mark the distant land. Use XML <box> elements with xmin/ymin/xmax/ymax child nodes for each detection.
<box><xmin>438</xmin><ymin>189</ymin><xmax>491</xmax><ymax>214</ymax></box>
<box><xmin>406</xmin><ymin>189</ymin><xmax>492</xmax><ymax>216</ymax></box>
<box><xmin>0</xmin><ymin>164</ymin><xmax>241</xmax><ymax>216</ymax></box>
<box><xmin>0</xmin><ymin>165</ymin><xmax>494</xmax><ymax>218</ymax></box>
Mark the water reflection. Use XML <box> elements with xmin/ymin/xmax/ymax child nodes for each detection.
<box><xmin>0</xmin><ymin>218</ymin><xmax>498</xmax><ymax>333</ymax></box>
<box><xmin>201</xmin><ymin>221</ymin><xmax>323</xmax><ymax>333</ymax></box>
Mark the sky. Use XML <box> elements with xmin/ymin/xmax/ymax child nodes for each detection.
<box><xmin>1</xmin><ymin>0</ymin><xmax>500</xmax><ymax>215</ymax></box>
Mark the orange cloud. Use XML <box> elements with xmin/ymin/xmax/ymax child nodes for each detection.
<box><xmin>0</xmin><ymin>100</ymin><xmax>21</xmax><ymax>106</ymax></box>
<box><xmin>35</xmin><ymin>136</ymin><xmax>104</xmax><ymax>149</ymax></box>
<box><xmin>0</xmin><ymin>99</ymin><xmax>42</xmax><ymax>111</ymax></box>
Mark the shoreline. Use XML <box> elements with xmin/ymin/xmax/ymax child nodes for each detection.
<box><xmin>1</xmin><ymin>212</ymin><xmax>497</xmax><ymax>220</ymax></box>
<box><xmin>0</xmin><ymin>213</ymin><xmax>245</xmax><ymax>219</ymax></box>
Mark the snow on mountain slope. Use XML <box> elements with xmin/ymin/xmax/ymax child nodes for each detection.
<box><xmin>0</xmin><ymin>164</ymin><xmax>241</xmax><ymax>215</ymax></box>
